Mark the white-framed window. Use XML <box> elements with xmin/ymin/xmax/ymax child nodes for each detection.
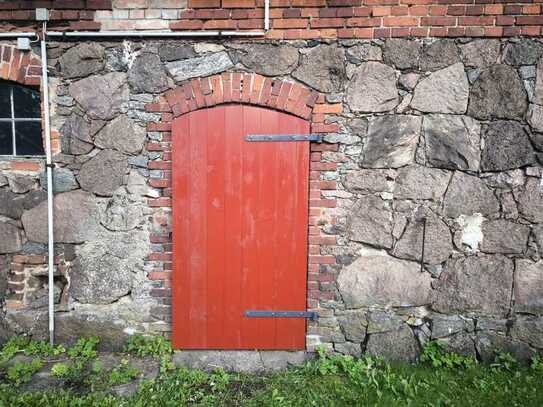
<box><xmin>0</xmin><ymin>79</ymin><xmax>43</xmax><ymax>156</ymax></box>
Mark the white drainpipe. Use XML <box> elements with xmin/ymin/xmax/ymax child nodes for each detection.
<box><xmin>40</xmin><ymin>23</ymin><xmax>55</xmax><ymax>346</ymax></box>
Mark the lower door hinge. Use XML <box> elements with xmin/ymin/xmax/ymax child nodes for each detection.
<box><xmin>245</xmin><ymin>134</ymin><xmax>322</xmax><ymax>142</ymax></box>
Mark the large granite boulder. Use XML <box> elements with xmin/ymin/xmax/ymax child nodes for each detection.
<box><xmin>167</xmin><ymin>52</ymin><xmax>233</xmax><ymax>83</ymax></box>
<box><xmin>383</xmin><ymin>39</ymin><xmax>421</xmax><ymax>69</ymax></box>
<box><xmin>337</xmin><ymin>250</ymin><xmax>432</xmax><ymax>308</ymax></box>
<box><xmin>503</xmin><ymin>39</ymin><xmax>543</xmax><ymax>66</ymax></box>
<box><xmin>292</xmin><ymin>45</ymin><xmax>345</xmax><ymax>93</ymax></box>
<box><xmin>77</xmin><ymin>149</ymin><xmax>127</xmax><ymax>196</ymax></box>
<box><xmin>392</xmin><ymin>211</ymin><xmax>453</xmax><ymax>264</ymax></box>
<box><xmin>480</xmin><ymin>219</ymin><xmax>530</xmax><ymax>255</ymax></box>
<box><xmin>411</xmin><ymin>63</ymin><xmax>469</xmax><ymax>114</ymax></box>
<box><xmin>423</xmin><ymin>114</ymin><xmax>480</xmax><ymax>171</ymax></box>
<box><xmin>59</xmin><ymin>43</ymin><xmax>104</xmax><ymax>79</ymax></box>
<box><xmin>60</xmin><ymin>114</ymin><xmax>104</xmax><ymax>156</ymax></box>
<box><xmin>419</xmin><ymin>40</ymin><xmax>460</xmax><ymax>71</ymax></box>
<box><xmin>459</xmin><ymin>39</ymin><xmax>500</xmax><ymax>68</ymax></box>
<box><xmin>39</xmin><ymin>167</ymin><xmax>78</xmax><ymax>193</ymax></box>
<box><xmin>346</xmin><ymin>43</ymin><xmax>382</xmax><ymax>64</ymax></box>
<box><xmin>21</xmin><ymin>190</ymin><xmax>103</xmax><ymax>244</ymax></box>
<box><xmin>0</xmin><ymin>220</ymin><xmax>23</xmax><ymax>254</ymax></box>
<box><xmin>128</xmin><ymin>52</ymin><xmax>169</xmax><ymax>94</ymax></box>
<box><xmin>431</xmin><ymin>314</ymin><xmax>474</xmax><ymax>339</ymax></box>
<box><xmin>346</xmin><ymin>62</ymin><xmax>398</xmax><ymax>112</ymax></box>
<box><xmin>432</xmin><ymin>255</ymin><xmax>514</xmax><ymax>317</ymax></box>
<box><xmin>100</xmin><ymin>191</ymin><xmax>144</xmax><ymax>232</ymax></box>
<box><xmin>514</xmin><ymin>259</ymin><xmax>543</xmax><ymax>315</ymax></box>
<box><xmin>343</xmin><ymin>169</ymin><xmax>393</xmax><ymax>194</ymax></box>
<box><xmin>516</xmin><ymin>178</ymin><xmax>543</xmax><ymax>223</ymax></box>
<box><xmin>366</xmin><ymin>325</ymin><xmax>419</xmax><ymax>362</ymax></box>
<box><xmin>468</xmin><ymin>65</ymin><xmax>528</xmax><ymax>120</ymax></box>
<box><xmin>348</xmin><ymin>195</ymin><xmax>393</xmax><ymax>249</ymax></box>
<box><xmin>476</xmin><ymin>332</ymin><xmax>535</xmax><ymax>362</ymax></box>
<box><xmin>361</xmin><ymin>115</ymin><xmax>421</xmax><ymax>168</ymax></box>
<box><xmin>337</xmin><ymin>310</ymin><xmax>367</xmax><ymax>342</ymax></box>
<box><xmin>394</xmin><ymin>165</ymin><xmax>451</xmax><ymax>200</ymax></box>
<box><xmin>511</xmin><ymin>316</ymin><xmax>543</xmax><ymax>349</ymax></box>
<box><xmin>69</xmin><ymin>72</ymin><xmax>129</xmax><ymax>120</ymax></box>
<box><xmin>443</xmin><ymin>172</ymin><xmax>500</xmax><ymax>218</ymax></box>
<box><xmin>235</xmin><ymin>43</ymin><xmax>299</xmax><ymax>76</ymax></box>
<box><xmin>0</xmin><ymin>188</ymin><xmax>25</xmax><ymax>219</ymax></box>
<box><xmin>158</xmin><ymin>43</ymin><xmax>196</xmax><ymax>62</ymax></box>
<box><xmin>481</xmin><ymin>121</ymin><xmax>534</xmax><ymax>171</ymax></box>
<box><xmin>94</xmin><ymin>115</ymin><xmax>146</xmax><ymax>155</ymax></box>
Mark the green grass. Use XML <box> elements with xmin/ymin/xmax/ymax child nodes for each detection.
<box><xmin>0</xmin><ymin>337</ymin><xmax>542</xmax><ymax>406</ymax></box>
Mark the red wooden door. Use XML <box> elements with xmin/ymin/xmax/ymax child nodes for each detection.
<box><xmin>171</xmin><ymin>105</ymin><xmax>310</xmax><ymax>350</ymax></box>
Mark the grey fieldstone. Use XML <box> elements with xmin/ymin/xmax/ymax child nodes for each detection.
<box><xmin>480</xmin><ymin>219</ymin><xmax>530</xmax><ymax>254</ymax></box>
<box><xmin>101</xmin><ymin>191</ymin><xmax>144</xmax><ymax>232</ymax></box>
<box><xmin>514</xmin><ymin>259</ymin><xmax>543</xmax><ymax>315</ymax></box>
<box><xmin>468</xmin><ymin>65</ymin><xmax>528</xmax><ymax>120</ymax></box>
<box><xmin>348</xmin><ymin>195</ymin><xmax>393</xmax><ymax>249</ymax></box>
<box><xmin>69</xmin><ymin>72</ymin><xmax>129</xmax><ymax>120</ymax></box>
<box><xmin>346</xmin><ymin>43</ymin><xmax>382</xmax><ymax>64</ymax></box>
<box><xmin>398</xmin><ymin>72</ymin><xmax>420</xmax><ymax>90</ymax></box>
<box><xmin>419</xmin><ymin>40</ymin><xmax>460</xmax><ymax>71</ymax></box>
<box><xmin>439</xmin><ymin>333</ymin><xmax>476</xmax><ymax>357</ymax></box>
<box><xmin>39</xmin><ymin>167</ymin><xmax>78</xmax><ymax>193</ymax></box>
<box><xmin>94</xmin><ymin>115</ymin><xmax>146</xmax><ymax>155</ymax></box>
<box><xmin>503</xmin><ymin>40</ymin><xmax>543</xmax><ymax>66</ymax></box>
<box><xmin>6</xmin><ymin>174</ymin><xmax>36</xmax><ymax>194</ymax></box>
<box><xmin>383</xmin><ymin>39</ymin><xmax>421</xmax><ymax>69</ymax></box>
<box><xmin>21</xmin><ymin>190</ymin><xmax>102</xmax><ymax>244</ymax></box>
<box><xmin>158</xmin><ymin>43</ymin><xmax>196</xmax><ymax>62</ymax></box>
<box><xmin>481</xmin><ymin>121</ymin><xmax>535</xmax><ymax>171</ymax></box>
<box><xmin>483</xmin><ymin>170</ymin><xmax>525</xmax><ymax>190</ymax></box>
<box><xmin>236</xmin><ymin>43</ymin><xmax>299</xmax><ymax>76</ymax></box>
<box><xmin>533</xmin><ymin>225</ymin><xmax>543</xmax><ymax>253</ymax></box>
<box><xmin>60</xmin><ymin>114</ymin><xmax>104</xmax><ymax>156</ymax></box>
<box><xmin>516</xmin><ymin>178</ymin><xmax>543</xmax><ymax>223</ymax></box>
<box><xmin>527</xmin><ymin>103</ymin><xmax>543</xmax><ymax>133</ymax></box>
<box><xmin>337</xmin><ymin>251</ymin><xmax>432</xmax><ymax>308</ymax></box>
<box><xmin>476</xmin><ymin>332</ymin><xmax>534</xmax><ymax>362</ymax></box>
<box><xmin>337</xmin><ymin>310</ymin><xmax>367</xmax><ymax>342</ymax></box>
<box><xmin>343</xmin><ymin>169</ymin><xmax>393</xmax><ymax>193</ymax></box>
<box><xmin>59</xmin><ymin>43</ymin><xmax>105</xmax><ymax>79</ymax></box>
<box><xmin>335</xmin><ymin>343</ymin><xmax>361</xmax><ymax>357</ymax></box>
<box><xmin>292</xmin><ymin>45</ymin><xmax>345</xmax><ymax>93</ymax></box>
<box><xmin>0</xmin><ymin>220</ymin><xmax>23</xmax><ymax>254</ymax></box>
<box><xmin>128</xmin><ymin>52</ymin><xmax>169</xmax><ymax>94</ymax></box>
<box><xmin>70</xmin><ymin>244</ymin><xmax>134</xmax><ymax>305</ymax></box>
<box><xmin>0</xmin><ymin>188</ymin><xmax>24</xmax><ymax>219</ymax></box>
<box><xmin>535</xmin><ymin>57</ymin><xmax>543</xmax><ymax>105</ymax></box>
<box><xmin>366</xmin><ymin>310</ymin><xmax>404</xmax><ymax>334</ymax></box>
<box><xmin>361</xmin><ymin>115</ymin><xmax>421</xmax><ymax>168</ymax></box>
<box><xmin>167</xmin><ymin>52</ymin><xmax>233</xmax><ymax>83</ymax></box>
<box><xmin>423</xmin><ymin>114</ymin><xmax>480</xmax><ymax>171</ymax></box>
<box><xmin>431</xmin><ymin>314</ymin><xmax>474</xmax><ymax>339</ymax></box>
<box><xmin>392</xmin><ymin>211</ymin><xmax>453</xmax><ymax>264</ymax></box>
<box><xmin>394</xmin><ymin>165</ymin><xmax>451</xmax><ymax>200</ymax></box>
<box><xmin>443</xmin><ymin>172</ymin><xmax>500</xmax><ymax>218</ymax></box>
<box><xmin>511</xmin><ymin>316</ymin><xmax>543</xmax><ymax>349</ymax></box>
<box><xmin>477</xmin><ymin>318</ymin><xmax>508</xmax><ymax>333</ymax></box>
<box><xmin>459</xmin><ymin>39</ymin><xmax>500</xmax><ymax>68</ymax></box>
<box><xmin>432</xmin><ymin>255</ymin><xmax>514</xmax><ymax>317</ymax></box>
<box><xmin>0</xmin><ymin>256</ymin><xmax>7</xmax><ymax>301</ymax></box>
<box><xmin>411</xmin><ymin>63</ymin><xmax>469</xmax><ymax>114</ymax></box>
<box><xmin>365</xmin><ymin>325</ymin><xmax>419</xmax><ymax>362</ymax></box>
<box><xmin>346</xmin><ymin>62</ymin><xmax>398</xmax><ymax>112</ymax></box>
<box><xmin>77</xmin><ymin>149</ymin><xmax>127</xmax><ymax>196</ymax></box>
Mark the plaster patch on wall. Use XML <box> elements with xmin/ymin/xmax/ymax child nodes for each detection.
<box><xmin>457</xmin><ymin>213</ymin><xmax>485</xmax><ymax>252</ymax></box>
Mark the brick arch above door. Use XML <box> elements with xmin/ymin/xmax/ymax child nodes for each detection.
<box><xmin>144</xmin><ymin>73</ymin><xmax>343</xmax><ymax>347</ymax></box>
<box><xmin>145</xmin><ymin>72</ymin><xmax>341</xmax><ymax>134</ymax></box>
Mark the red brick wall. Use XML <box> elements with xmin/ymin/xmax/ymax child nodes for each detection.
<box><xmin>0</xmin><ymin>1</ymin><xmax>541</xmax><ymax>38</ymax></box>
<box><xmin>143</xmin><ymin>72</ymin><xmax>341</xmax><ymax>312</ymax></box>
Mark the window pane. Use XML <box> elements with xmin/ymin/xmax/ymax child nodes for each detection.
<box><xmin>0</xmin><ymin>84</ymin><xmax>11</xmax><ymax>118</ymax></box>
<box><xmin>15</xmin><ymin>122</ymin><xmax>43</xmax><ymax>155</ymax></box>
<box><xmin>0</xmin><ymin>122</ymin><xmax>13</xmax><ymax>155</ymax></box>
<box><xmin>13</xmin><ymin>85</ymin><xmax>40</xmax><ymax>118</ymax></box>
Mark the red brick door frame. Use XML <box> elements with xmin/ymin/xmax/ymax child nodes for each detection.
<box><xmin>144</xmin><ymin>73</ymin><xmax>341</xmax><ymax>346</ymax></box>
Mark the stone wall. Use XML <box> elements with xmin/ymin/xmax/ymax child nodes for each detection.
<box><xmin>1</xmin><ymin>37</ymin><xmax>543</xmax><ymax>360</ymax></box>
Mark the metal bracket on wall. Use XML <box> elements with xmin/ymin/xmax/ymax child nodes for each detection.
<box><xmin>245</xmin><ymin>134</ymin><xmax>322</xmax><ymax>142</ymax></box>
<box><xmin>244</xmin><ymin>310</ymin><xmax>319</xmax><ymax>321</ymax></box>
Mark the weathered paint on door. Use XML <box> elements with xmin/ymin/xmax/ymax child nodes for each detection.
<box><xmin>171</xmin><ymin>105</ymin><xmax>310</xmax><ymax>350</ymax></box>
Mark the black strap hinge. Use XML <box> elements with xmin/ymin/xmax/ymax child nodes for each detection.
<box><xmin>244</xmin><ymin>310</ymin><xmax>318</xmax><ymax>321</ymax></box>
<box><xmin>245</xmin><ymin>134</ymin><xmax>322</xmax><ymax>142</ymax></box>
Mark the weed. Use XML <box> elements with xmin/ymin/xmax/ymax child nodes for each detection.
<box><xmin>6</xmin><ymin>359</ymin><xmax>43</xmax><ymax>386</ymax></box>
<box><xmin>419</xmin><ymin>340</ymin><xmax>476</xmax><ymax>369</ymax></box>
<box><xmin>23</xmin><ymin>340</ymin><xmax>65</xmax><ymax>358</ymax></box>
<box><xmin>123</xmin><ymin>334</ymin><xmax>172</xmax><ymax>357</ymax></box>
<box><xmin>107</xmin><ymin>359</ymin><xmax>140</xmax><ymax>386</ymax></box>
<box><xmin>67</xmin><ymin>337</ymin><xmax>99</xmax><ymax>360</ymax></box>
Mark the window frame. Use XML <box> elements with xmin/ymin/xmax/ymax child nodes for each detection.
<box><xmin>0</xmin><ymin>81</ymin><xmax>43</xmax><ymax>157</ymax></box>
